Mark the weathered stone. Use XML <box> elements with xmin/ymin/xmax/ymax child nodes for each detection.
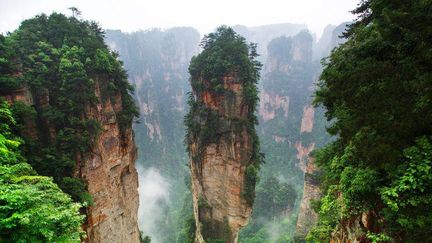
<box><xmin>295</xmin><ymin>158</ymin><xmax>321</xmax><ymax>238</ymax></box>
<box><xmin>81</xmin><ymin>80</ymin><xmax>140</xmax><ymax>243</ymax></box>
<box><xmin>189</xmin><ymin>74</ymin><xmax>254</xmax><ymax>243</ymax></box>
<box><xmin>1</xmin><ymin>82</ymin><xmax>140</xmax><ymax>243</ymax></box>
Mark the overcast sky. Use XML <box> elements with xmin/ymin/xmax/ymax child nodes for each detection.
<box><xmin>0</xmin><ymin>0</ymin><xmax>358</xmax><ymax>37</ymax></box>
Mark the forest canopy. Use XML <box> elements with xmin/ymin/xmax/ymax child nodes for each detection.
<box><xmin>0</xmin><ymin>12</ymin><xmax>138</xmax><ymax>205</ymax></box>
<box><xmin>0</xmin><ymin>102</ymin><xmax>84</xmax><ymax>242</ymax></box>
<box><xmin>309</xmin><ymin>0</ymin><xmax>432</xmax><ymax>242</ymax></box>
<box><xmin>0</xmin><ymin>12</ymin><xmax>139</xmax><ymax>241</ymax></box>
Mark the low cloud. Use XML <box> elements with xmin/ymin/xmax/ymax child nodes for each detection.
<box><xmin>137</xmin><ymin>165</ymin><xmax>170</xmax><ymax>243</ymax></box>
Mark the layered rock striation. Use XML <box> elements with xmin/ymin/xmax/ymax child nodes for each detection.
<box><xmin>80</xmin><ymin>82</ymin><xmax>139</xmax><ymax>242</ymax></box>
<box><xmin>0</xmin><ymin>13</ymin><xmax>140</xmax><ymax>242</ymax></box>
<box><xmin>1</xmin><ymin>82</ymin><xmax>140</xmax><ymax>243</ymax></box>
<box><xmin>185</xmin><ymin>27</ymin><xmax>262</xmax><ymax>243</ymax></box>
<box><xmin>295</xmin><ymin>158</ymin><xmax>321</xmax><ymax>238</ymax></box>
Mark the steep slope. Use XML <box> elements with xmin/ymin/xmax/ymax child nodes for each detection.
<box><xmin>105</xmin><ymin>27</ymin><xmax>200</xmax><ymax>242</ymax></box>
<box><xmin>185</xmin><ymin>27</ymin><xmax>263</xmax><ymax>243</ymax></box>
<box><xmin>0</xmin><ymin>13</ymin><xmax>140</xmax><ymax>242</ymax></box>
<box><xmin>79</xmin><ymin>85</ymin><xmax>139</xmax><ymax>242</ymax></box>
<box><xmin>295</xmin><ymin>157</ymin><xmax>321</xmax><ymax>238</ymax></box>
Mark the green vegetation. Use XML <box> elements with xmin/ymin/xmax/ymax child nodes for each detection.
<box><xmin>0</xmin><ymin>102</ymin><xmax>84</xmax><ymax>242</ymax></box>
<box><xmin>0</xmin><ymin>13</ymin><xmax>138</xmax><ymax>204</ymax></box>
<box><xmin>308</xmin><ymin>0</ymin><xmax>432</xmax><ymax>241</ymax></box>
<box><xmin>139</xmin><ymin>232</ymin><xmax>152</xmax><ymax>243</ymax></box>
<box><xmin>0</xmin><ymin>35</ymin><xmax>22</xmax><ymax>90</ymax></box>
<box><xmin>240</xmin><ymin>176</ymin><xmax>297</xmax><ymax>242</ymax></box>
<box><xmin>243</xmin><ymin>164</ymin><xmax>260</xmax><ymax>205</ymax></box>
<box><xmin>185</xmin><ymin>26</ymin><xmax>263</xmax><ymax>241</ymax></box>
<box><xmin>185</xmin><ymin>26</ymin><xmax>263</xmax><ymax>175</ymax></box>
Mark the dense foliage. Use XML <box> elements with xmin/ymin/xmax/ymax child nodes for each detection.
<box><xmin>309</xmin><ymin>0</ymin><xmax>432</xmax><ymax>241</ymax></box>
<box><xmin>0</xmin><ymin>13</ymin><xmax>138</xmax><ymax>204</ymax></box>
<box><xmin>0</xmin><ymin>102</ymin><xmax>84</xmax><ymax>242</ymax></box>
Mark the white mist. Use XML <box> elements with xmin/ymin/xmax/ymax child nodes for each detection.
<box><xmin>137</xmin><ymin>165</ymin><xmax>170</xmax><ymax>243</ymax></box>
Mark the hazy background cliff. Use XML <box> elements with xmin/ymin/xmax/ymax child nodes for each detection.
<box><xmin>106</xmin><ymin>28</ymin><xmax>200</xmax><ymax>242</ymax></box>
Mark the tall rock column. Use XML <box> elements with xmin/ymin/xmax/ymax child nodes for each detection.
<box><xmin>185</xmin><ymin>27</ymin><xmax>262</xmax><ymax>243</ymax></box>
<box><xmin>0</xmin><ymin>14</ymin><xmax>141</xmax><ymax>243</ymax></box>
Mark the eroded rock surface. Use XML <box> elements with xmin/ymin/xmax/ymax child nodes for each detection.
<box><xmin>189</xmin><ymin>75</ymin><xmax>255</xmax><ymax>243</ymax></box>
<box><xmin>81</xmin><ymin>86</ymin><xmax>139</xmax><ymax>243</ymax></box>
<box><xmin>1</xmin><ymin>82</ymin><xmax>140</xmax><ymax>243</ymax></box>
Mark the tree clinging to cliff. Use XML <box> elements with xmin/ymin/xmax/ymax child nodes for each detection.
<box><xmin>185</xmin><ymin>26</ymin><xmax>263</xmax><ymax>243</ymax></box>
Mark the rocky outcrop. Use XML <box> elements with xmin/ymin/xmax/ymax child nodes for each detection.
<box><xmin>189</xmin><ymin>74</ymin><xmax>255</xmax><ymax>243</ymax></box>
<box><xmin>259</xmin><ymin>31</ymin><xmax>319</xmax><ymax>174</ymax></box>
<box><xmin>0</xmin><ymin>86</ymin><xmax>33</xmax><ymax>104</ymax></box>
<box><xmin>1</xmin><ymin>82</ymin><xmax>140</xmax><ymax>243</ymax></box>
<box><xmin>295</xmin><ymin>141</ymin><xmax>315</xmax><ymax>172</ymax></box>
<box><xmin>295</xmin><ymin>157</ymin><xmax>321</xmax><ymax>238</ymax></box>
<box><xmin>294</xmin><ymin>106</ymin><xmax>321</xmax><ymax>239</ymax></box>
<box><xmin>80</xmin><ymin>81</ymin><xmax>139</xmax><ymax>243</ymax></box>
<box><xmin>330</xmin><ymin>210</ymin><xmax>380</xmax><ymax>243</ymax></box>
<box><xmin>249</xmin><ymin>29</ymin><xmax>329</xmax><ymax>240</ymax></box>
<box><xmin>259</xmin><ymin>91</ymin><xmax>289</xmax><ymax>121</ymax></box>
<box><xmin>300</xmin><ymin>105</ymin><xmax>315</xmax><ymax>133</ymax></box>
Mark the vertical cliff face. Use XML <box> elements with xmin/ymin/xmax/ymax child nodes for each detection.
<box><xmin>295</xmin><ymin>158</ymin><xmax>321</xmax><ymax>238</ymax></box>
<box><xmin>0</xmin><ymin>14</ymin><xmax>140</xmax><ymax>242</ymax></box>
<box><xmin>1</xmin><ymin>82</ymin><xmax>140</xmax><ymax>243</ymax></box>
<box><xmin>80</xmin><ymin>81</ymin><xmax>139</xmax><ymax>242</ymax></box>
<box><xmin>189</xmin><ymin>75</ymin><xmax>253</xmax><ymax>243</ymax></box>
<box><xmin>185</xmin><ymin>27</ymin><xmax>262</xmax><ymax>243</ymax></box>
<box><xmin>258</xmin><ymin>31</ymin><xmax>319</xmax><ymax>208</ymax></box>
<box><xmin>234</xmin><ymin>26</ymin><xmax>332</xmax><ymax>241</ymax></box>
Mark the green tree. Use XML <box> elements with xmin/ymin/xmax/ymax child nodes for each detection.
<box><xmin>0</xmin><ymin>102</ymin><xmax>84</xmax><ymax>242</ymax></box>
<box><xmin>309</xmin><ymin>0</ymin><xmax>432</xmax><ymax>241</ymax></box>
<box><xmin>1</xmin><ymin>12</ymin><xmax>138</xmax><ymax>204</ymax></box>
<box><xmin>0</xmin><ymin>34</ymin><xmax>22</xmax><ymax>90</ymax></box>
